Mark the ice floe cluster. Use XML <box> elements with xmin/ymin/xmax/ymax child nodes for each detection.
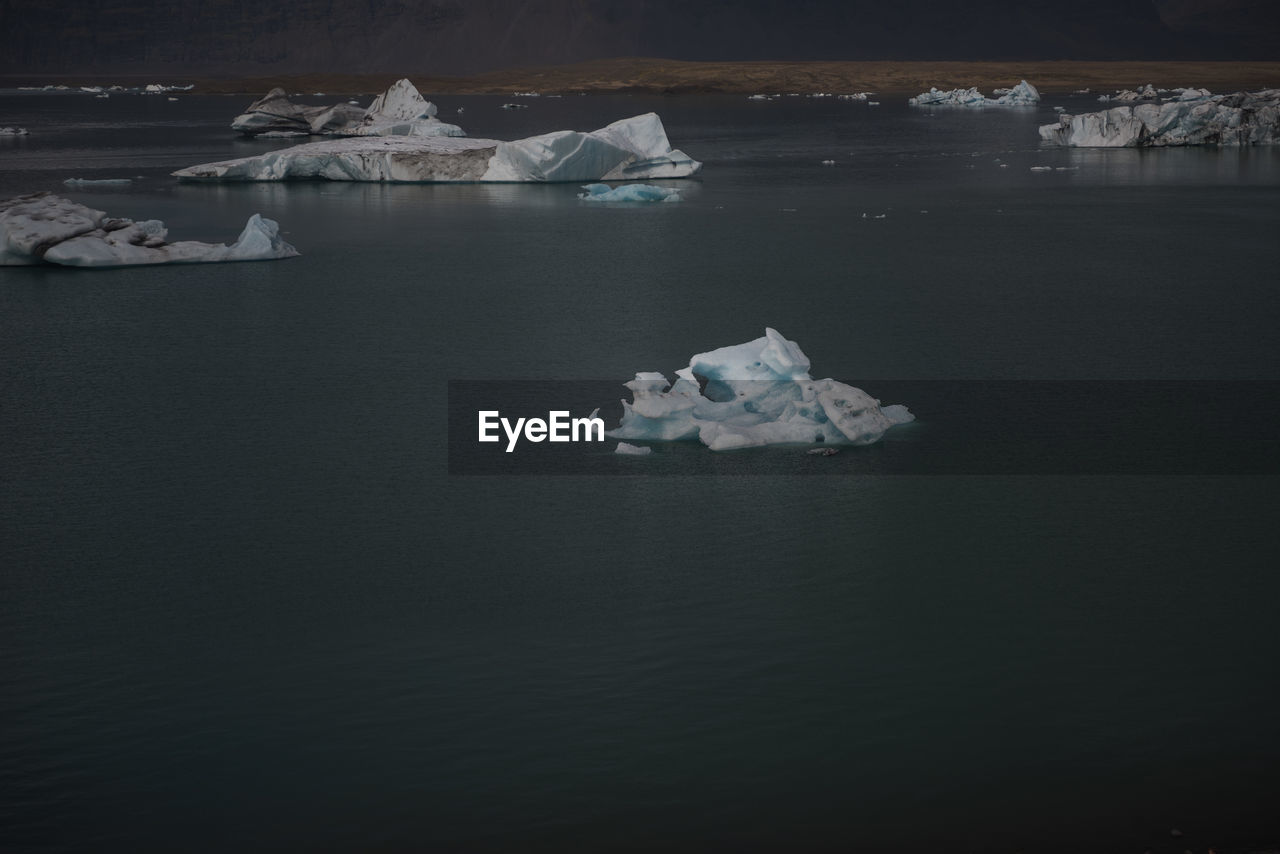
<box><xmin>1040</xmin><ymin>88</ymin><xmax>1280</xmax><ymax>147</ymax></box>
<box><xmin>606</xmin><ymin>328</ymin><xmax>913</xmax><ymax>452</ymax></box>
<box><xmin>18</xmin><ymin>83</ymin><xmax>193</xmax><ymax>95</ymax></box>
<box><xmin>0</xmin><ymin>193</ymin><xmax>298</xmax><ymax>268</ymax></box>
<box><xmin>1</xmin><ymin>126</ymin><xmax>29</xmax><ymax>136</ymax></box>
<box><xmin>909</xmin><ymin>80</ymin><xmax>1040</xmax><ymax>107</ymax></box>
<box><xmin>175</xmin><ymin>112</ymin><xmax>700</xmax><ymax>183</ymax></box>
<box><xmin>231</xmin><ymin>79</ymin><xmax>463</xmax><ymax>138</ymax></box>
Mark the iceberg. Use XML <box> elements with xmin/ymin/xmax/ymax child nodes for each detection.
<box><xmin>614</xmin><ymin>442</ymin><xmax>652</xmax><ymax>456</ymax></box>
<box><xmin>230</xmin><ymin>79</ymin><xmax>463</xmax><ymax>138</ymax></box>
<box><xmin>578</xmin><ymin>183</ymin><xmax>681</xmax><ymax>202</ymax></box>
<box><xmin>1039</xmin><ymin>89</ymin><xmax>1280</xmax><ymax>147</ymax></box>
<box><xmin>607</xmin><ymin>328</ymin><xmax>914</xmax><ymax>452</ymax></box>
<box><xmin>175</xmin><ymin>113</ymin><xmax>701</xmax><ymax>183</ymax></box>
<box><xmin>0</xmin><ymin>192</ymin><xmax>298</xmax><ymax>268</ymax></box>
<box><xmin>909</xmin><ymin>80</ymin><xmax>1039</xmax><ymax>107</ymax></box>
<box><xmin>1</xmin><ymin>127</ymin><xmax>29</xmax><ymax>136</ymax></box>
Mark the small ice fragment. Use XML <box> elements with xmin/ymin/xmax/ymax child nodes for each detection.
<box><xmin>615</xmin><ymin>442</ymin><xmax>652</xmax><ymax>456</ymax></box>
<box><xmin>579</xmin><ymin>183</ymin><xmax>681</xmax><ymax>203</ymax></box>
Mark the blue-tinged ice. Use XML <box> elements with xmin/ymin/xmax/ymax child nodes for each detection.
<box><xmin>607</xmin><ymin>328</ymin><xmax>914</xmax><ymax>452</ymax></box>
<box><xmin>578</xmin><ymin>183</ymin><xmax>682</xmax><ymax>202</ymax></box>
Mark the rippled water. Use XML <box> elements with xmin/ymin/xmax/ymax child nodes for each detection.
<box><xmin>2</xmin><ymin>90</ymin><xmax>1279</xmax><ymax>853</ymax></box>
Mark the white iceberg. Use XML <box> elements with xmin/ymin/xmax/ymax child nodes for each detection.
<box><xmin>578</xmin><ymin>183</ymin><xmax>681</xmax><ymax>202</ymax></box>
<box><xmin>231</xmin><ymin>79</ymin><xmax>462</xmax><ymax>138</ymax></box>
<box><xmin>175</xmin><ymin>113</ymin><xmax>701</xmax><ymax>183</ymax></box>
<box><xmin>0</xmin><ymin>192</ymin><xmax>298</xmax><ymax>268</ymax></box>
<box><xmin>1039</xmin><ymin>89</ymin><xmax>1280</xmax><ymax>147</ymax></box>
<box><xmin>1</xmin><ymin>127</ymin><xmax>29</xmax><ymax>136</ymax></box>
<box><xmin>607</xmin><ymin>328</ymin><xmax>913</xmax><ymax>452</ymax></box>
<box><xmin>614</xmin><ymin>442</ymin><xmax>652</xmax><ymax>456</ymax></box>
<box><xmin>909</xmin><ymin>80</ymin><xmax>1039</xmax><ymax>107</ymax></box>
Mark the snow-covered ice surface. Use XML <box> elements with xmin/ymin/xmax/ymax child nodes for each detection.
<box><xmin>578</xmin><ymin>183</ymin><xmax>682</xmax><ymax>202</ymax></box>
<box><xmin>607</xmin><ymin>328</ymin><xmax>914</xmax><ymax>452</ymax></box>
<box><xmin>231</xmin><ymin>79</ymin><xmax>463</xmax><ymax>138</ymax></box>
<box><xmin>909</xmin><ymin>80</ymin><xmax>1039</xmax><ymax>107</ymax></box>
<box><xmin>0</xmin><ymin>192</ymin><xmax>299</xmax><ymax>268</ymax></box>
<box><xmin>1039</xmin><ymin>88</ymin><xmax>1280</xmax><ymax>147</ymax></box>
<box><xmin>175</xmin><ymin>113</ymin><xmax>701</xmax><ymax>183</ymax></box>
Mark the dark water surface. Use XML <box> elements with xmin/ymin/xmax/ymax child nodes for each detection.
<box><xmin>2</xmin><ymin>90</ymin><xmax>1279</xmax><ymax>853</ymax></box>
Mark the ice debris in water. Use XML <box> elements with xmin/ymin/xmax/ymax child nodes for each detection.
<box><xmin>578</xmin><ymin>183</ymin><xmax>682</xmax><ymax>202</ymax></box>
<box><xmin>0</xmin><ymin>192</ymin><xmax>298</xmax><ymax>267</ymax></box>
<box><xmin>614</xmin><ymin>442</ymin><xmax>652</xmax><ymax>456</ymax></box>
<box><xmin>909</xmin><ymin>80</ymin><xmax>1039</xmax><ymax>106</ymax></box>
<box><xmin>1</xmin><ymin>127</ymin><xmax>30</xmax><ymax>136</ymax></box>
<box><xmin>63</xmin><ymin>178</ymin><xmax>133</xmax><ymax>187</ymax></box>
<box><xmin>607</xmin><ymin>328</ymin><xmax>914</xmax><ymax>452</ymax></box>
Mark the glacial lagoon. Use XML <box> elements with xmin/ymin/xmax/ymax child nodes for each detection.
<box><xmin>3</xmin><ymin>88</ymin><xmax>1279</xmax><ymax>852</ymax></box>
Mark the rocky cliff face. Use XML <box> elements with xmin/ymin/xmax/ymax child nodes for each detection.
<box><xmin>0</xmin><ymin>0</ymin><xmax>1273</xmax><ymax>76</ymax></box>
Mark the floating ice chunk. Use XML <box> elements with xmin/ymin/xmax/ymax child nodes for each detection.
<box><xmin>345</xmin><ymin>79</ymin><xmax>463</xmax><ymax>137</ymax></box>
<box><xmin>1039</xmin><ymin>89</ymin><xmax>1280</xmax><ymax>147</ymax></box>
<box><xmin>1</xmin><ymin>127</ymin><xmax>29</xmax><ymax>136</ymax></box>
<box><xmin>1</xmin><ymin>192</ymin><xmax>298</xmax><ymax>268</ymax></box>
<box><xmin>607</xmin><ymin>328</ymin><xmax>912</xmax><ymax>452</ymax></box>
<box><xmin>909</xmin><ymin>86</ymin><xmax>986</xmax><ymax>106</ymax></box>
<box><xmin>990</xmin><ymin>80</ymin><xmax>1040</xmax><ymax>105</ymax></box>
<box><xmin>231</xmin><ymin>79</ymin><xmax>461</xmax><ymax>138</ymax></box>
<box><xmin>909</xmin><ymin>80</ymin><xmax>1039</xmax><ymax>107</ymax></box>
<box><xmin>177</xmin><ymin>113</ymin><xmax>701</xmax><ymax>183</ymax></box>
<box><xmin>1029</xmin><ymin>166</ymin><xmax>1052</xmax><ymax>171</ymax></box>
<box><xmin>821</xmin><ymin>159</ymin><xmax>836</xmax><ymax>166</ymax></box>
<box><xmin>578</xmin><ymin>183</ymin><xmax>682</xmax><ymax>202</ymax></box>
<box><xmin>1111</xmin><ymin>84</ymin><xmax>1160</xmax><ymax>102</ymax></box>
<box><xmin>614</xmin><ymin>442</ymin><xmax>652</xmax><ymax>456</ymax></box>
<box><xmin>62</xmin><ymin>178</ymin><xmax>133</xmax><ymax>187</ymax></box>
<box><xmin>500</xmin><ymin>103</ymin><xmax>529</xmax><ymax>110</ymax></box>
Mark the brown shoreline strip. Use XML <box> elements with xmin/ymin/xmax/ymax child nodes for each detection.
<box><xmin>5</xmin><ymin>59</ymin><xmax>1279</xmax><ymax>96</ymax></box>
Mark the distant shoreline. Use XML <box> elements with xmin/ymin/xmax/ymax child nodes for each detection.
<box><xmin>4</xmin><ymin>59</ymin><xmax>1279</xmax><ymax>96</ymax></box>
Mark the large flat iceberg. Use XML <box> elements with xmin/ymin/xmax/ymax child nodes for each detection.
<box><xmin>175</xmin><ymin>113</ymin><xmax>701</xmax><ymax>183</ymax></box>
<box><xmin>909</xmin><ymin>80</ymin><xmax>1039</xmax><ymax>107</ymax></box>
<box><xmin>231</xmin><ymin>79</ymin><xmax>463</xmax><ymax>138</ymax></box>
<box><xmin>1</xmin><ymin>192</ymin><xmax>298</xmax><ymax>267</ymax></box>
<box><xmin>1039</xmin><ymin>88</ymin><xmax>1280</xmax><ymax>147</ymax></box>
<box><xmin>607</xmin><ymin>328</ymin><xmax>914</xmax><ymax>452</ymax></box>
